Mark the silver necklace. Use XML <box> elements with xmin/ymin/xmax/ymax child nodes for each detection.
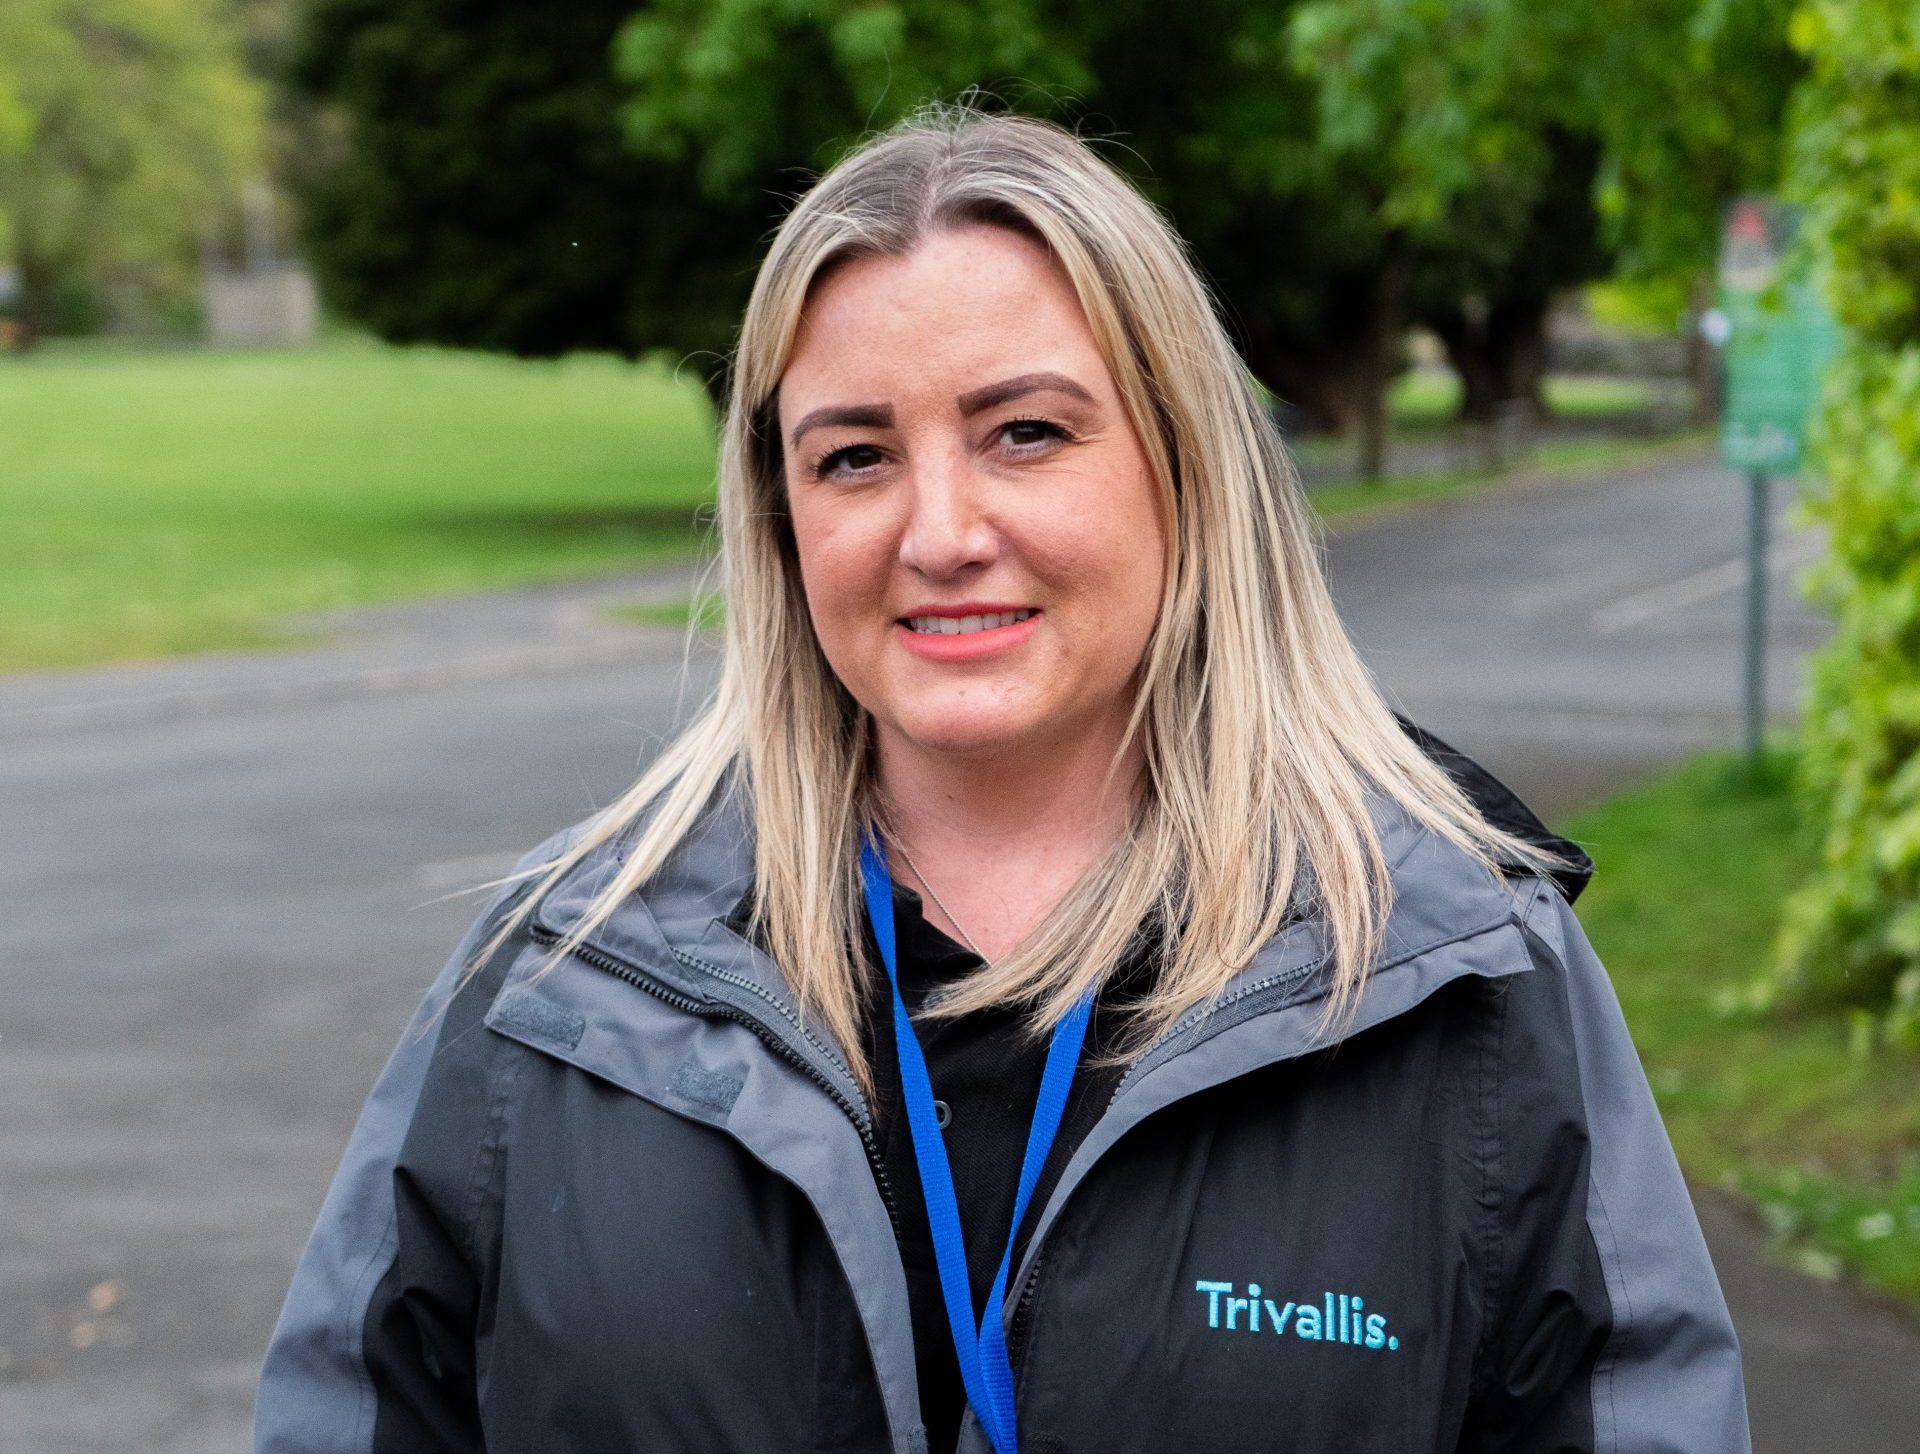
<box><xmin>890</xmin><ymin>835</ymin><xmax>990</xmax><ymax>964</ymax></box>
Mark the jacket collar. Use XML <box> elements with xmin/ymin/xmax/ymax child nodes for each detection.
<box><xmin>531</xmin><ymin>726</ymin><xmax>1575</xmax><ymax>1091</ymax></box>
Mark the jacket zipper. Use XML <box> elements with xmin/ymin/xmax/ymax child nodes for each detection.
<box><xmin>1008</xmin><ymin>1245</ymin><xmax>1047</xmax><ymax>1370</ymax></box>
<box><xmin>528</xmin><ymin>922</ymin><xmax>901</xmax><ymax>1233</ymax></box>
<box><xmin>1109</xmin><ymin>957</ymin><xmax>1324</xmax><ymax>1103</ymax></box>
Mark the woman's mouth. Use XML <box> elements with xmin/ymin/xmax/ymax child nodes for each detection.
<box><xmin>900</xmin><ymin>608</ymin><xmax>1037</xmax><ymax>635</ymax></box>
<box><xmin>893</xmin><ymin>607</ymin><xmax>1042</xmax><ymax>661</ymax></box>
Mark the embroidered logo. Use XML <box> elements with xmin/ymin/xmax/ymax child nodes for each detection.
<box><xmin>1193</xmin><ymin>1281</ymin><xmax>1400</xmax><ymax>1350</ymax></box>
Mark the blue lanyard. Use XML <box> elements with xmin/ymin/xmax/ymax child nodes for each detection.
<box><xmin>858</xmin><ymin>829</ymin><xmax>1095</xmax><ymax>1454</ymax></box>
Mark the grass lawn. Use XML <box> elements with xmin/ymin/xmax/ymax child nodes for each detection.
<box><xmin>1283</xmin><ymin>368</ymin><xmax>1696</xmax><ymax>487</ymax></box>
<box><xmin>1566</xmin><ymin>750</ymin><xmax>1920</xmax><ymax>1310</ymax></box>
<box><xmin>2</xmin><ymin>336</ymin><xmax>718</xmax><ymax>671</ymax></box>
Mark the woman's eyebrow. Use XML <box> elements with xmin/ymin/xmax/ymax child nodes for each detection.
<box><xmin>957</xmin><ymin>371</ymin><xmax>1097</xmax><ymax>415</ymax></box>
<box><xmin>789</xmin><ymin>403</ymin><xmax>893</xmax><ymax>450</ymax></box>
<box><xmin>786</xmin><ymin>371</ymin><xmax>1096</xmax><ymax>450</ymax></box>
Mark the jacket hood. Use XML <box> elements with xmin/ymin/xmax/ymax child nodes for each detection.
<box><xmin>1393</xmin><ymin>714</ymin><xmax>1594</xmax><ymax>904</ymax></box>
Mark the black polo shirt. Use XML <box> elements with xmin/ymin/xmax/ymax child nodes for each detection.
<box><xmin>856</xmin><ymin>882</ymin><xmax>1157</xmax><ymax>1453</ymax></box>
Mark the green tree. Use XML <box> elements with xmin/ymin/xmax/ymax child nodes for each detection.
<box><xmin>295</xmin><ymin>0</ymin><xmax>1413</xmax><ymax>453</ymax></box>
<box><xmin>1287</xmin><ymin>0</ymin><xmax>1801</xmax><ymax>432</ymax></box>
<box><xmin>0</xmin><ymin>0</ymin><xmax>262</xmax><ymax>341</ymax></box>
<box><xmin>1750</xmin><ymin>0</ymin><xmax>1920</xmax><ymax>1050</ymax></box>
<box><xmin>288</xmin><ymin>0</ymin><xmax>788</xmax><ymax>402</ymax></box>
<box><xmin>1589</xmin><ymin>0</ymin><xmax>1803</xmax><ymax>283</ymax></box>
<box><xmin>1408</xmin><ymin>127</ymin><xmax>1610</xmax><ymax>426</ymax></box>
<box><xmin>293</xmin><ymin>0</ymin><xmax>1736</xmax><ymax>477</ymax></box>
<box><xmin>1285</xmin><ymin>0</ymin><xmax>1588</xmax><ymax>454</ymax></box>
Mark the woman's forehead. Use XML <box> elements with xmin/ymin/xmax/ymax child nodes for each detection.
<box><xmin>776</xmin><ymin>226</ymin><xmax>1112</xmax><ymax>418</ymax></box>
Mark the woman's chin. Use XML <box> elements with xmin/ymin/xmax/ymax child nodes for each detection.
<box><xmin>883</xmin><ymin>709</ymin><xmax>1045</xmax><ymax>763</ymax></box>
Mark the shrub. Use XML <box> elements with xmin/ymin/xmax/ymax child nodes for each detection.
<box><xmin>1749</xmin><ymin>0</ymin><xmax>1920</xmax><ymax>1050</ymax></box>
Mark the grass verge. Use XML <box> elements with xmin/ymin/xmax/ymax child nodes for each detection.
<box><xmin>605</xmin><ymin>592</ymin><xmax>726</xmax><ymax>633</ymax></box>
<box><xmin>3</xmin><ymin>337</ymin><xmax>717</xmax><ymax>672</ymax></box>
<box><xmin>1566</xmin><ymin>749</ymin><xmax>1920</xmax><ymax>1310</ymax></box>
<box><xmin>1307</xmin><ymin>429</ymin><xmax>1713</xmax><ymax>524</ymax></box>
<box><xmin>1388</xmin><ymin>369</ymin><xmax>1677</xmax><ymax>430</ymax></box>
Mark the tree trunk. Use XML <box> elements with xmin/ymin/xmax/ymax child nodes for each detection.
<box><xmin>12</xmin><ymin>214</ymin><xmax>58</xmax><ymax>350</ymax></box>
<box><xmin>1242</xmin><ymin>302</ymin><xmax>1380</xmax><ymax>438</ymax></box>
<box><xmin>1433</xmin><ymin>293</ymin><xmax>1553</xmax><ymax>425</ymax></box>
<box><xmin>1355</xmin><ymin>234</ymin><xmax>1411</xmax><ymax>481</ymax></box>
<box><xmin>1432</xmin><ymin>308</ymin><xmax>1500</xmax><ymax>423</ymax></box>
<box><xmin>1355</xmin><ymin>368</ymin><xmax>1389</xmax><ymax>481</ymax></box>
<box><xmin>1237</xmin><ymin>252</ymin><xmax>1406</xmax><ymax>480</ymax></box>
<box><xmin>1255</xmin><ymin>349</ymin><xmax>1374</xmax><ymax>436</ymax></box>
<box><xmin>1492</xmin><ymin>295</ymin><xmax>1551</xmax><ymax>419</ymax></box>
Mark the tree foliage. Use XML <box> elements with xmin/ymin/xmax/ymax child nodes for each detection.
<box><xmin>1286</xmin><ymin>0</ymin><xmax>1578</xmax><ymax>233</ymax></box>
<box><xmin>1286</xmin><ymin>1</ymin><xmax>1616</xmax><ymax>427</ymax></box>
<box><xmin>1588</xmin><ymin>0</ymin><xmax>1804</xmax><ymax>284</ymax></box>
<box><xmin>0</xmin><ymin>0</ymin><xmax>262</xmax><ymax>338</ymax></box>
<box><xmin>288</xmin><ymin>0</ymin><xmax>782</xmax><ymax>399</ymax></box>
<box><xmin>1749</xmin><ymin>0</ymin><xmax>1920</xmax><ymax>1050</ymax></box>
<box><xmin>1407</xmin><ymin>128</ymin><xmax>1608</xmax><ymax>421</ymax></box>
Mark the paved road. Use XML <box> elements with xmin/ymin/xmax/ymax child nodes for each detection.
<box><xmin>2</xmin><ymin>445</ymin><xmax>1911</xmax><ymax>1451</ymax></box>
<box><xmin>1329</xmin><ymin>451</ymin><xmax>1828</xmax><ymax>821</ymax></box>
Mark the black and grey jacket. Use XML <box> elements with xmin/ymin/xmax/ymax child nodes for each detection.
<box><xmin>254</xmin><ymin>741</ymin><xmax>1752</xmax><ymax>1454</ymax></box>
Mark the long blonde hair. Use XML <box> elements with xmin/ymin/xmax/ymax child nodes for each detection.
<box><xmin>471</xmin><ymin>98</ymin><xmax>1559</xmax><ymax>1096</ymax></box>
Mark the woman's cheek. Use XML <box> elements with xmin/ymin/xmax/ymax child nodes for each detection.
<box><xmin>802</xmin><ymin>539</ymin><xmax>901</xmax><ymax>708</ymax></box>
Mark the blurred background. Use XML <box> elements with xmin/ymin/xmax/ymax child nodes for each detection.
<box><xmin>2</xmin><ymin>1</ymin><xmax>1916</xmax><ymax>1449</ymax></box>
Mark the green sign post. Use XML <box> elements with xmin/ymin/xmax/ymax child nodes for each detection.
<box><xmin>1713</xmin><ymin>198</ymin><xmax>1841</xmax><ymax>761</ymax></box>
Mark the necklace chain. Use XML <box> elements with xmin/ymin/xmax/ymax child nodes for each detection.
<box><xmin>889</xmin><ymin>834</ymin><xmax>991</xmax><ymax>965</ymax></box>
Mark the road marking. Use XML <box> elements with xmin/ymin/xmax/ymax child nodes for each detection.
<box><xmin>1591</xmin><ymin>530</ymin><xmax>1825</xmax><ymax>635</ymax></box>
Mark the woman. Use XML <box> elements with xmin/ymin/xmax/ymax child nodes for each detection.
<box><xmin>255</xmin><ymin>102</ymin><xmax>1750</xmax><ymax>1454</ymax></box>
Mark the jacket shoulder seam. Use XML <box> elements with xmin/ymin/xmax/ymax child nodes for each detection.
<box><xmin>343</xmin><ymin>1208</ymin><xmax>399</xmax><ymax>1454</ymax></box>
<box><xmin>1516</xmin><ymin>912</ymin><xmax>1632</xmax><ymax>1452</ymax></box>
<box><xmin>458</xmin><ymin>1030</ymin><xmax>529</xmax><ymax>1266</ymax></box>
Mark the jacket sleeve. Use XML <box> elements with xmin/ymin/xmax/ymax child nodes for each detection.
<box><xmin>1456</xmin><ymin>883</ymin><xmax>1752</xmax><ymax>1454</ymax></box>
<box><xmin>252</xmin><ymin>865</ymin><xmax>544</xmax><ymax>1454</ymax></box>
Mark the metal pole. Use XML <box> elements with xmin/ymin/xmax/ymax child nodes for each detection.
<box><xmin>1744</xmin><ymin>468</ymin><xmax>1771</xmax><ymax>762</ymax></box>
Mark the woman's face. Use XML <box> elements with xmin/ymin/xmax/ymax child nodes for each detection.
<box><xmin>775</xmin><ymin>222</ymin><xmax>1167</xmax><ymax>766</ymax></box>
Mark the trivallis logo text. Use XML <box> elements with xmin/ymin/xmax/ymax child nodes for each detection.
<box><xmin>1194</xmin><ymin>1281</ymin><xmax>1401</xmax><ymax>1350</ymax></box>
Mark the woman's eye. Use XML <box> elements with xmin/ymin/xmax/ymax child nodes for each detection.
<box><xmin>998</xmin><ymin>418</ymin><xmax>1070</xmax><ymax>452</ymax></box>
<box><xmin>811</xmin><ymin>444</ymin><xmax>884</xmax><ymax>479</ymax></box>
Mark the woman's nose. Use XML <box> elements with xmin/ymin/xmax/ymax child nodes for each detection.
<box><xmin>897</xmin><ymin>453</ymin><xmax>997</xmax><ymax>578</ymax></box>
